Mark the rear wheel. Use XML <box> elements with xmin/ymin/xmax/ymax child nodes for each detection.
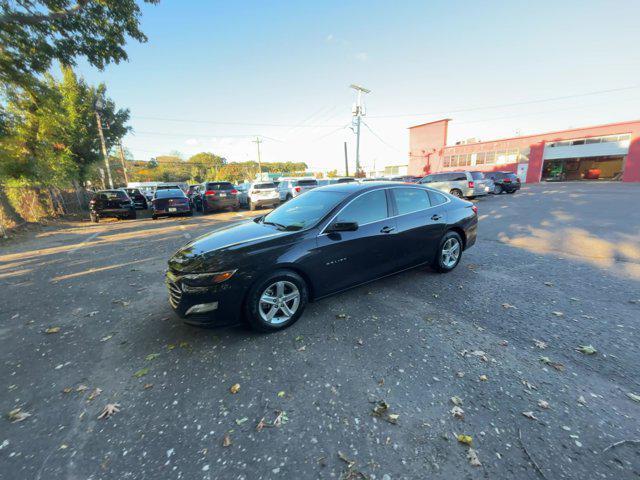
<box><xmin>90</xmin><ymin>212</ymin><xmax>99</xmax><ymax>223</ymax></box>
<box><xmin>286</xmin><ymin>194</ymin><xmax>292</xmax><ymax>201</ymax></box>
<box><xmin>433</xmin><ymin>231</ymin><xmax>463</xmax><ymax>273</ymax></box>
<box><xmin>507</xmin><ymin>189</ymin><xmax>516</xmax><ymax>194</ymax></box>
<box><xmin>245</xmin><ymin>270</ymin><xmax>308</xmax><ymax>332</ymax></box>
<box><xmin>494</xmin><ymin>184</ymin><xmax>503</xmax><ymax>194</ymax></box>
<box><xmin>151</xmin><ymin>215</ymin><xmax>158</xmax><ymax>220</ymax></box>
<box><xmin>449</xmin><ymin>189</ymin><xmax>462</xmax><ymax>198</ymax></box>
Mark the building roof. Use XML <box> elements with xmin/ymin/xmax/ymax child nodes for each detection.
<box><xmin>408</xmin><ymin>118</ymin><xmax>452</xmax><ymax>130</ymax></box>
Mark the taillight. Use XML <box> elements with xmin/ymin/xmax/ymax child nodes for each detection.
<box><xmin>504</xmin><ymin>178</ymin><xmax>511</xmax><ymax>183</ymax></box>
<box><xmin>468</xmin><ymin>181</ymin><xmax>475</xmax><ymax>189</ymax></box>
<box><xmin>205</xmin><ymin>190</ymin><xmax>216</xmax><ymax>196</ymax></box>
<box><xmin>230</xmin><ymin>189</ymin><xmax>238</xmax><ymax>195</ymax></box>
<box><xmin>472</xmin><ymin>205</ymin><xmax>478</xmax><ymax>214</ymax></box>
<box><xmin>516</xmin><ymin>177</ymin><xmax>521</xmax><ymax>183</ymax></box>
<box><xmin>294</xmin><ymin>186</ymin><xmax>301</xmax><ymax>193</ymax></box>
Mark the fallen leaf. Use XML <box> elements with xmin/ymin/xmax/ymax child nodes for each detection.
<box><xmin>62</xmin><ymin>387</ymin><xmax>73</xmax><ymax>394</ymax></box>
<box><xmin>451</xmin><ymin>406</ymin><xmax>465</xmax><ymax>419</ymax></box>
<box><xmin>522</xmin><ymin>380</ymin><xmax>538</xmax><ymax>390</ymax></box>
<box><xmin>273</xmin><ymin>410</ymin><xmax>288</xmax><ymax>426</ymax></box>
<box><xmin>229</xmin><ymin>383</ymin><xmax>240</xmax><ymax>394</ymax></box>
<box><xmin>145</xmin><ymin>353</ymin><xmax>160</xmax><ymax>361</ymax></box>
<box><xmin>8</xmin><ymin>408</ymin><xmax>31</xmax><ymax>423</ymax></box>
<box><xmin>97</xmin><ymin>403</ymin><xmax>120</xmax><ymax>419</ymax></box>
<box><xmin>235</xmin><ymin>417</ymin><xmax>248</xmax><ymax>426</ymax></box>
<box><xmin>386</xmin><ymin>413</ymin><xmax>399</xmax><ymax>424</ymax></box>
<box><xmin>576</xmin><ymin>345</ymin><xmax>597</xmax><ymax>355</ymax></box>
<box><xmin>544</xmin><ymin>281</ymin><xmax>554</xmax><ymax>287</ymax></box>
<box><xmin>540</xmin><ymin>356</ymin><xmax>565</xmax><ymax>371</ymax></box>
<box><xmin>499</xmin><ymin>340</ymin><xmax>508</xmax><ymax>346</ymax></box>
<box><xmin>533</xmin><ymin>339</ymin><xmax>548</xmax><ymax>349</ymax></box>
<box><xmin>467</xmin><ymin>448</ymin><xmax>482</xmax><ymax>467</ymax></box>
<box><xmin>335</xmin><ymin>313</ymin><xmax>350</xmax><ymax>319</ymax></box>
<box><xmin>100</xmin><ymin>334</ymin><xmax>113</xmax><ymax>342</ymax></box>
<box><xmin>133</xmin><ymin>368</ymin><xmax>149</xmax><ymax>378</ymax></box>
<box><xmin>76</xmin><ymin>384</ymin><xmax>88</xmax><ymax>392</ymax></box>
<box><xmin>222</xmin><ymin>432</ymin><xmax>232</xmax><ymax>447</ymax></box>
<box><xmin>45</xmin><ymin>327</ymin><xmax>60</xmax><ymax>334</ymax></box>
<box><xmin>626</xmin><ymin>392</ymin><xmax>640</xmax><ymax>403</ymax></box>
<box><xmin>356</xmin><ymin>338</ymin><xmax>364</xmax><ymax>346</ymax></box>
<box><xmin>178</xmin><ymin>341</ymin><xmax>190</xmax><ymax>348</ymax></box>
<box><xmin>294</xmin><ymin>335</ymin><xmax>304</xmax><ymax>341</ymax></box>
<box><xmin>85</xmin><ymin>311</ymin><xmax>99</xmax><ymax>317</ymax></box>
<box><xmin>501</xmin><ymin>303</ymin><xmax>516</xmax><ymax>309</ymax></box>
<box><xmin>337</xmin><ymin>451</ymin><xmax>355</xmax><ymax>468</ymax></box>
<box><xmin>457</xmin><ymin>434</ymin><xmax>473</xmax><ymax>445</ymax></box>
<box><xmin>577</xmin><ymin>395</ymin><xmax>586</xmax><ymax>405</ymax></box>
<box><xmin>551</xmin><ymin>311</ymin><xmax>564</xmax><ymax>317</ymax></box>
<box><xmin>450</xmin><ymin>396</ymin><xmax>463</xmax><ymax>406</ymax></box>
<box><xmin>296</xmin><ymin>345</ymin><xmax>306</xmax><ymax>352</ymax></box>
<box><xmin>277</xmin><ymin>391</ymin><xmax>286</xmax><ymax>398</ymax></box>
<box><xmin>87</xmin><ymin>388</ymin><xmax>102</xmax><ymax>402</ymax></box>
<box><xmin>537</xmin><ymin>399</ymin><xmax>550</xmax><ymax>409</ymax></box>
<box><xmin>522</xmin><ymin>411</ymin><xmax>538</xmax><ymax>420</ymax></box>
<box><xmin>479</xmin><ymin>374</ymin><xmax>488</xmax><ymax>381</ymax></box>
<box><xmin>143</xmin><ymin>383</ymin><xmax>153</xmax><ymax>390</ymax></box>
<box><xmin>372</xmin><ymin>400</ymin><xmax>389</xmax><ymax>416</ymax></box>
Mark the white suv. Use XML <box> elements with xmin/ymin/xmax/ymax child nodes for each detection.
<box><xmin>238</xmin><ymin>182</ymin><xmax>280</xmax><ymax>211</ymax></box>
<box><xmin>277</xmin><ymin>178</ymin><xmax>318</xmax><ymax>201</ymax></box>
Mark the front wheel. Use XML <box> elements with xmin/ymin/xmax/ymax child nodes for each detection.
<box><xmin>449</xmin><ymin>189</ymin><xmax>462</xmax><ymax>198</ymax></box>
<box><xmin>494</xmin><ymin>184</ymin><xmax>503</xmax><ymax>194</ymax></box>
<box><xmin>432</xmin><ymin>231</ymin><xmax>463</xmax><ymax>273</ymax></box>
<box><xmin>245</xmin><ymin>270</ymin><xmax>309</xmax><ymax>332</ymax></box>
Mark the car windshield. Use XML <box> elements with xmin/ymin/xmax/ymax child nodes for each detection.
<box><xmin>99</xmin><ymin>190</ymin><xmax>128</xmax><ymax>200</ymax></box>
<box><xmin>253</xmin><ymin>183</ymin><xmax>275</xmax><ymax>189</ymax></box>
<box><xmin>262</xmin><ymin>190</ymin><xmax>348</xmax><ymax>230</ymax></box>
<box><xmin>206</xmin><ymin>182</ymin><xmax>233</xmax><ymax>190</ymax></box>
<box><xmin>295</xmin><ymin>179</ymin><xmax>317</xmax><ymax>186</ymax></box>
<box><xmin>470</xmin><ymin>172</ymin><xmax>485</xmax><ymax>180</ymax></box>
<box><xmin>155</xmin><ymin>189</ymin><xmax>186</xmax><ymax>198</ymax></box>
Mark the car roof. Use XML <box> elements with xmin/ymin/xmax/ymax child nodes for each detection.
<box><xmin>317</xmin><ymin>181</ymin><xmax>411</xmax><ymax>193</ymax></box>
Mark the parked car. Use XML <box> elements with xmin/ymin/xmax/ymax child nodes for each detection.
<box><xmin>418</xmin><ymin>171</ymin><xmax>489</xmax><ymax>198</ymax></box>
<box><xmin>390</xmin><ymin>175</ymin><xmax>421</xmax><ymax>183</ymax></box>
<box><xmin>278</xmin><ymin>178</ymin><xmax>318</xmax><ymax>201</ymax></box>
<box><xmin>238</xmin><ymin>181</ymin><xmax>280</xmax><ymax>211</ymax></box>
<box><xmin>484</xmin><ymin>171</ymin><xmax>521</xmax><ymax>194</ymax></box>
<box><xmin>89</xmin><ymin>189</ymin><xmax>136</xmax><ymax>223</ymax></box>
<box><xmin>151</xmin><ymin>188</ymin><xmax>193</xmax><ymax>219</ymax></box>
<box><xmin>186</xmin><ymin>184</ymin><xmax>203</xmax><ymax>211</ymax></box>
<box><xmin>201</xmin><ymin>181</ymin><xmax>240</xmax><ymax>213</ymax></box>
<box><xmin>122</xmin><ymin>188</ymin><xmax>148</xmax><ymax>209</ymax></box>
<box><xmin>166</xmin><ymin>182</ymin><xmax>477</xmax><ymax>331</ymax></box>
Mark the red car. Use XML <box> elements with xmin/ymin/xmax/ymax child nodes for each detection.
<box><xmin>151</xmin><ymin>188</ymin><xmax>193</xmax><ymax>220</ymax></box>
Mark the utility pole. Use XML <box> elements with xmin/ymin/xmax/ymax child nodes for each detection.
<box><xmin>343</xmin><ymin>141</ymin><xmax>349</xmax><ymax>176</ymax></box>
<box><xmin>94</xmin><ymin>99</ymin><xmax>113</xmax><ymax>189</ymax></box>
<box><xmin>350</xmin><ymin>84</ymin><xmax>370</xmax><ymax>177</ymax></box>
<box><xmin>118</xmin><ymin>142</ymin><xmax>129</xmax><ymax>185</ymax></box>
<box><xmin>253</xmin><ymin>137</ymin><xmax>263</xmax><ymax>180</ymax></box>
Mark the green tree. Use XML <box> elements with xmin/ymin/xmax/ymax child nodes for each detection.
<box><xmin>0</xmin><ymin>0</ymin><xmax>159</xmax><ymax>92</ymax></box>
<box><xmin>187</xmin><ymin>152</ymin><xmax>226</xmax><ymax>182</ymax></box>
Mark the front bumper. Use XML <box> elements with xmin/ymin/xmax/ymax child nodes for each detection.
<box><xmin>165</xmin><ymin>270</ymin><xmax>244</xmax><ymax>326</ymax></box>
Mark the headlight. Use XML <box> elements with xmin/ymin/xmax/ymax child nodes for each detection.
<box><xmin>181</xmin><ymin>269</ymin><xmax>237</xmax><ymax>287</ymax></box>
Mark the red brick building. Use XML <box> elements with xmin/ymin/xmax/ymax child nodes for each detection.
<box><xmin>408</xmin><ymin>119</ymin><xmax>640</xmax><ymax>183</ymax></box>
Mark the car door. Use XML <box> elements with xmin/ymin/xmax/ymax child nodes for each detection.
<box><xmin>313</xmin><ymin>189</ymin><xmax>397</xmax><ymax>295</ymax></box>
<box><xmin>428</xmin><ymin>173</ymin><xmax>448</xmax><ymax>193</ymax></box>
<box><xmin>390</xmin><ymin>187</ymin><xmax>447</xmax><ymax>269</ymax></box>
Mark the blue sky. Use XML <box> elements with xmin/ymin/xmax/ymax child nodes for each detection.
<box><xmin>77</xmin><ymin>0</ymin><xmax>640</xmax><ymax>173</ymax></box>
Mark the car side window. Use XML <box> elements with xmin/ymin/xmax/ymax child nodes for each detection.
<box><xmin>451</xmin><ymin>173</ymin><xmax>467</xmax><ymax>181</ymax></box>
<box><xmin>428</xmin><ymin>190</ymin><xmax>447</xmax><ymax>206</ymax></box>
<box><xmin>335</xmin><ymin>190</ymin><xmax>388</xmax><ymax>225</ymax></box>
<box><xmin>394</xmin><ymin>188</ymin><xmax>431</xmax><ymax>215</ymax></box>
<box><xmin>420</xmin><ymin>175</ymin><xmax>433</xmax><ymax>183</ymax></box>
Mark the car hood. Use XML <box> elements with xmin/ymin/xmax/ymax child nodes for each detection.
<box><xmin>168</xmin><ymin>220</ymin><xmax>289</xmax><ymax>273</ymax></box>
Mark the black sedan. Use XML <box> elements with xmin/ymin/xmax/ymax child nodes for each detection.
<box><xmin>166</xmin><ymin>182</ymin><xmax>477</xmax><ymax>331</ymax></box>
<box><xmin>89</xmin><ymin>190</ymin><xmax>137</xmax><ymax>223</ymax></box>
<box><xmin>151</xmin><ymin>188</ymin><xmax>193</xmax><ymax>220</ymax></box>
<box><xmin>123</xmin><ymin>188</ymin><xmax>149</xmax><ymax>209</ymax></box>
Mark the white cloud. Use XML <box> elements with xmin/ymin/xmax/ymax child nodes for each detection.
<box><xmin>185</xmin><ymin>138</ymin><xmax>199</xmax><ymax>146</ymax></box>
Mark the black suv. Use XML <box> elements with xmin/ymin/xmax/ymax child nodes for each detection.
<box><xmin>123</xmin><ymin>188</ymin><xmax>148</xmax><ymax>209</ymax></box>
<box><xmin>201</xmin><ymin>182</ymin><xmax>239</xmax><ymax>213</ymax></box>
<box><xmin>485</xmin><ymin>171</ymin><xmax>521</xmax><ymax>194</ymax></box>
<box><xmin>89</xmin><ymin>190</ymin><xmax>137</xmax><ymax>222</ymax></box>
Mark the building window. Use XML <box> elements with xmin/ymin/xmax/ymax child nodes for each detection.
<box><xmin>443</xmin><ymin>156</ymin><xmax>450</xmax><ymax>167</ymax></box>
<box><xmin>450</xmin><ymin>155</ymin><xmax>458</xmax><ymax>167</ymax></box>
<box><xmin>476</xmin><ymin>152</ymin><xmax>485</xmax><ymax>165</ymax></box>
<box><xmin>485</xmin><ymin>152</ymin><xmax>495</xmax><ymax>164</ymax></box>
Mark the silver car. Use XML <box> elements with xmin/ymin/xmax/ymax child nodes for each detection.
<box><xmin>238</xmin><ymin>181</ymin><xmax>280</xmax><ymax>211</ymax></box>
<box><xmin>418</xmin><ymin>171</ymin><xmax>489</xmax><ymax>198</ymax></box>
<box><xmin>278</xmin><ymin>178</ymin><xmax>318</xmax><ymax>201</ymax></box>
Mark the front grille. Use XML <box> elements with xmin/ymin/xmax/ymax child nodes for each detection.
<box><xmin>167</xmin><ymin>277</ymin><xmax>182</xmax><ymax>309</ymax></box>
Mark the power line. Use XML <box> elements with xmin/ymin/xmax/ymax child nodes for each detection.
<box><xmin>367</xmin><ymin>84</ymin><xmax>640</xmax><ymax>119</ymax></box>
<box><xmin>130</xmin><ymin>115</ymin><xmax>344</xmax><ymax>128</ymax></box>
<box><xmin>361</xmin><ymin>120</ymin><xmax>403</xmax><ymax>153</ymax></box>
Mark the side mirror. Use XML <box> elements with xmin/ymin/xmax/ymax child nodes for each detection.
<box><xmin>327</xmin><ymin>221</ymin><xmax>358</xmax><ymax>232</ymax></box>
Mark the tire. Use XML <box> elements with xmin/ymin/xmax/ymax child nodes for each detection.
<box><xmin>449</xmin><ymin>189</ymin><xmax>462</xmax><ymax>198</ymax></box>
<box><xmin>90</xmin><ymin>212</ymin><xmax>99</xmax><ymax>223</ymax></box>
<box><xmin>432</xmin><ymin>230</ymin><xmax>463</xmax><ymax>273</ymax></box>
<box><xmin>151</xmin><ymin>215</ymin><xmax>158</xmax><ymax>220</ymax></box>
<box><xmin>507</xmin><ymin>189</ymin><xmax>516</xmax><ymax>194</ymax></box>
<box><xmin>286</xmin><ymin>194</ymin><xmax>292</xmax><ymax>201</ymax></box>
<box><xmin>245</xmin><ymin>270</ymin><xmax>309</xmax><ymax>332</ymax></box>
<box><xmin>494</xmin><ymin>184</ymin><xmax>503</xmax><ymax>194</ymax></box>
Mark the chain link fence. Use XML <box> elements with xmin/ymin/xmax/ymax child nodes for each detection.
<box><xmin>0</xmin><ymin>183</ymin><xmax>93</xmax><ymax>237</ymax></box>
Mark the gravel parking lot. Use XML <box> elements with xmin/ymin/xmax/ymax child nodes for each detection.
<box><xmin>1</xmin><ymin>182</ymin><xmax>639</xmax><ymax>480</ymax></box>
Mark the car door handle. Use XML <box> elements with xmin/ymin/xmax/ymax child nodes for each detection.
<box><xmin>380</xmin><ymin>226</ymin><xmax>395</xmax><ymax>234</ymax></box>
<box><xmin>431</xmin><ymin>214</ymin><xmax>442</xmax><ymax>221</ymax></box>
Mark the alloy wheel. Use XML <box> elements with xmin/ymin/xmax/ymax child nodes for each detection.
<box><xmin>441</xmin><ymin>237</ymin><xmax>461</xmax><ymax>268</ymax></box>
<box><xmin>258</xmin><ymin>281</ymin><xmax>300</xmax><ymax>325</ymax></box>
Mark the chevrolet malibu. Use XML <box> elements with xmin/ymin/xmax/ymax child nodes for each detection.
<box><xmin>166</xmin><ymin>182</ymin><xmax>477</xmax><ymax>332</ymax></box>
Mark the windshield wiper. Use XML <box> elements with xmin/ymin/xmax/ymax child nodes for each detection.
<box><xmin>262</xmin><ymin>220</ymin><xmax>288</xmax><ymax>230</ymax></box>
